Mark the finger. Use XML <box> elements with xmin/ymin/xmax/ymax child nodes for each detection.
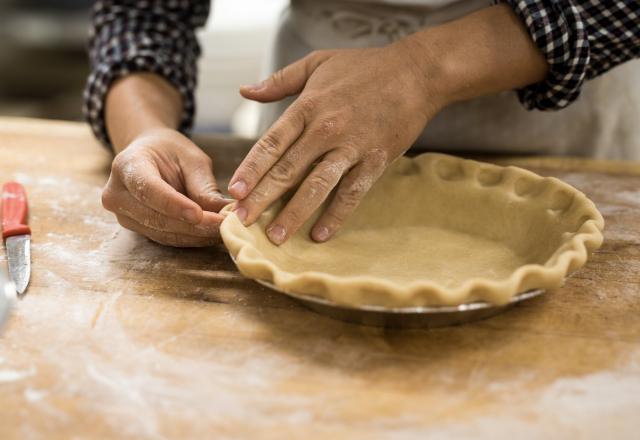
<box><xmin>310</xmin><ymin>160</ymin><xmax>386</xmax><ymax>243</ymax></box>
<box><xmin>115</xmin><ymin>214</ymin><xmax>218</xmax><ymax>248</ymax></box>
<box><xmin>239</xmin><ymin>50</ymin><xmax>331</xmax><ymax>103</ymax></box>
<box><xmin>103</xmin><ymin>189</ymin><xmax>223</xmax><ymax>238</ymax></box>
<box><xmin>117</xmin><ymin>158</ymin><xmax>203</xmax><ymax>224</ymax></box>
<box><xmin>182</xmin><ymin>155</ymin><xmax>232</xmax><ymax>212</ymax></box>
<box><xmin>234</xmin><ymin>125</ymin><xmax>342</xmax><ymax>226</ymax></box>
<box><xmin>264</xmin><ymin>152</ymin><xmax>354</xmax><ymax>245</ymax></box>
<box><xmin>228</xmin><ymin>104</ymin><xmax>305</xmax><ymax>200</ymax></box>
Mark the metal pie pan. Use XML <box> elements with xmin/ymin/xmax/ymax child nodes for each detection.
<box><xmin>255</xmin><ymin>278</ymin><xmax>542</xmax><ymax>328</ymax></box>
<box><xmin>230</xmin><ymin>254</ymin><xmax>543</xmax><ymax>328</ymax></box>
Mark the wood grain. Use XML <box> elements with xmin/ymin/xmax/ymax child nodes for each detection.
<box><xmin>0</xmin><ymin>117</ymin><xmax>638</xmax><ymax>439</ymax></box>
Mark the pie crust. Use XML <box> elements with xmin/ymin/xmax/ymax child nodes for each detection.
<box><xmin>220</xmin><ymin>154</ymin><xmax>604</xmax><ymax>307</ymax></box>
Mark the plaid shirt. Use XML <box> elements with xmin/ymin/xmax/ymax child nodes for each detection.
<box><xmin>83</xmin><ymin>0</ymin><xmax>640</xmax><ymax>147</ymax></box>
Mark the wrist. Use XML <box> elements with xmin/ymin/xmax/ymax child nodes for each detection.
<box><xmin>399</xmin><ymin>4</ymin><xmax>548</xmax><ymax>108</ymax></box>
<box><xmin>106</xmin><ymin>73</ymin><xmax>183</xmax><ymax>153</ymax></box>
<box><xmin>114</xmin><ymin>121</ymin><xmax>177</xmax><ymax>155</ymax></box>
<box><xmin>127</xmin><ymin>126</ymin><xmax>190</xmax><ymax>154</ymax></box>
<box><xmin>390</xmin><ymin>33</ymin><xmax>459</xmax><ymax>116</ymax></box>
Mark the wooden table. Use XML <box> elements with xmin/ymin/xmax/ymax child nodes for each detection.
<box><xmin>0</xmin><ymin>117</ymin><xmax>639</xmax><ymax>439</ymax></box>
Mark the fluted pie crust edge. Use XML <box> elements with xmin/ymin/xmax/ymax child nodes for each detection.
<box><xmin>220</xmin><ymin>154</ymin><xmax>604</xmax><ymax>307</ymax></box>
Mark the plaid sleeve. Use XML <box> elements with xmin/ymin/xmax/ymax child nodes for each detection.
<box><xmin>83</xmin><ymin>0</ymin><xmax>211</xmax><ymax>148</ymax></box>
<box><xmin>499</xmin><ymin>0</ymin><xmax>640</xmax><ymax>110</ymax></box>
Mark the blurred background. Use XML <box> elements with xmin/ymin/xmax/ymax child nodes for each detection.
<box><xmin>0</xmin><ymin>0</ymin><xmax>287</xmax><ymax>136</ymax></box>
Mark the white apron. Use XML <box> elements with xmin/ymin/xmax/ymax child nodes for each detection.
<box><xmin>257</xmin><ymin>0</ymin><xmax>640</xmax><ymax>160</ymax></box>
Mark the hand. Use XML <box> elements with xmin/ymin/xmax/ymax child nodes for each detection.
<box><xmin>102</xmin><ymin>127</ymin><xmax>231</xmax><ymax>247</ymax></box>
<box><xmin>229</xmin><ymin>42</ymin><xmax>445</xmax><ymax>245</ymax></box>
<box><xmin>228</xmin><ymin>3</ymin><xmax>548</xmax><ymax>247</ymax></box>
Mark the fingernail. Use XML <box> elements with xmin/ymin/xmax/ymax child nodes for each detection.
<box><xmin>183</xmin><ymin>208</ymin><xmax>200</xmax><ymax>224</ymax></box>
<box><xmin>233</xmin><ymin>206</ymin><xmax>248</xmax><ymax>223</ymax></box>
<box><xmin>241</xmin><ymin>81</ymin><xmax>265</xmax><ymax>92</ymax></box>
<box><xmin>215</xmin><ymin>192</ymin><xmax>234</xmax><ymax>203</ymax></box>
<box><xmin>267</xmin><ymin>224</ymin><xmax>287</xmax><ymax>245</ymax></box>
<box><xmin>229</xmin><ymin>180</ymin><xmax>248</xmax><ymax>198</ymax></box>
<box><xmin>313</xmin><ymin>226</ymin><xmax>330</xmax><ymax>242</ymax></box>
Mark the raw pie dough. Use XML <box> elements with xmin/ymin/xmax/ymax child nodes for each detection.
<box><xmin>221</xmin><ymin>154</ymin><xmax>604</xmax><ymax>307</ymax></box>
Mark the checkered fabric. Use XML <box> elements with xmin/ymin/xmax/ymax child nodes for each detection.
<box><xmin>500</xmin><ymin>0</ymin><xmax>640</xmax><ymax>110</ymax></box>
<box><xmin>84</xmin><ymin>0</ymin><xmax>640</xmax><ymax>147</ymax></box>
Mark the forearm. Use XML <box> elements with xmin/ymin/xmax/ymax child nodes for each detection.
<box><xmin>83</xmin><ymin>0</ymin><xmax>210</xmax><ymax>148</ymax></box>
<box><xmin>401</xmin><ymin>3</ymin><xmax>548</xmax><ymax>107</ymax></box>
<box><xmin>105</xmin><ymin>73</ymin><xmax>183</xmax><ymax>153</ymax></box>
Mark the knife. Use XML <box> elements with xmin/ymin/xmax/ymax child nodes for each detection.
<box><xmin>1</xmin><ymin>182</ymin><xmax>31</xmax><ymax>296</ymax></box>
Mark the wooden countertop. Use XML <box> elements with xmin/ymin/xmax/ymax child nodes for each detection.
<box><xmin>0</xmin><ymin>117</ymin><xmax>638</xmax><ymax>439</ymax></box>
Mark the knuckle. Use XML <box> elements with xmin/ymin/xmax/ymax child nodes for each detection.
<box><xmin>283</xmin><ymin>106</ymin><xmax>305</xmax><ymax>127</ymax></box>
<box><xmin>308</xmin><ymin>50</ymin><xmax>327</xmax><ymax>62</ymax></box>
<box><xmin>334</xmin><ymin>146</ymin><xmax>359</xmax><ymax>165</ymax></box>
<box><xmin>363</xmin><ymin>148</ymin><xmax>389</xmax><ymax>167</ymax></box>
<box><xmin>101</xmin><ymin>188</ymin><xmax>115</xmax><ymax>211</ymax></box>
<box><xmin>297</xmin><ymin>95</ymin><xmax>318</xmax><ymax>115</ymax></box>
<box><xmin>197</xmin><ymin>153</ymin><xmax>213</xmax><ymax>168</ymax></box>
<box><xmin>306</xmin><ymin>173</ymin><xmax>334</xmax><ymax>196</ymax></box>
<box><xmin>115</xmin><ymin>215</ymin><xmax>131</xmax><ymax>229</ymax></box>
<box><xmin>111</xmin><ymin>151</ymin><xmax>137</xmax><ymax>180</ymax></box>
<box><xmin>269</xmin><ymin>158</ymin><xmax>296</xmax><ymax>185</ymax></box>
<box><xmin>143</xmin><ymin>210</ymin><xmax>167</xmax><ymax>230</ymax></box>
<box><xmin>190</xmin><ymin>163</ymin><xmax>218</xmax><ymax>197</ymax></box>
<box><xmin>129</xmin><ymin>176</ymin><xmax>149</xmax><ymax>202</ymax></box>
<box><xmin>111</xmin><ymin>153</ymin><xmax>127</xmax><ymax>172</ymax></box>
<box><xmin>242</xmin><ymin>159</ymin><xmax>261</xmax><ymax>179</ymax></box>
<box><xmin>198</xmin><ymin>181</ymin><xmax>219</xmax><ymax>198</ymax></box>
<box><xmin>313</xmin><ymin>116</ymin><xmax>341</xmax><ymax>139</ymax></box>
<box><xmin>337</xmin><ymin>182</ymin><xmax>366</xmax><ymax>208</ymax></box>
<box><xmin>336</xmin><ymin>192</ymin><xmax>358</xmax><ymax>210</ymax></box>
<box><xmin>254</xmin><ymin>133</ymin><xmax>281</xmax><ymax>158</ymax></box>
<box><xmin>270</xmin><ymin>69</ymin><xmax>286</xmax><ymax>88</ymax></box>
<box><xmin>187</xmin><ymin>146</ymin><xmax>213</xmax><ymax>166</ymax></box>
<box><xmin>325</xmin><ymin>159</ymin><xmax>350</xmax><ymax>180</ymax></box>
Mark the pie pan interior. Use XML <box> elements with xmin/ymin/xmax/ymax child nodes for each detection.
<box><xmin>221</xmin><ymin>154</ymin><xmax>604</xmax><ymax>307</ymax></box>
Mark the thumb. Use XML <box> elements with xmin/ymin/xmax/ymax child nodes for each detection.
<box><xmin>184</xmin><ymin>161</ymin><xmax>231</xmax><ymax>213</ymax></box>
<box><xmin>240</xmin><ymin>50</ymin><xmax>331</xmax><ymax>103</ymax></box>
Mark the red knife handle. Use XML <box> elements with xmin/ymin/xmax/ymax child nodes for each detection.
<box><xmin>2</xmin><ymin>182</ymin><xmax>31</xmax><ymax>240</ymax></box>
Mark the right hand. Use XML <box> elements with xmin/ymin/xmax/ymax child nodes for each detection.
<box><xmin>101</xmin><ymin>127</ymin><xmax>230</xmax><ymax>247</ymax></box>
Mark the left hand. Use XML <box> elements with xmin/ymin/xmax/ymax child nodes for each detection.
<box><xmin>228</xmin><ymin>42</ymin><xmax>447</xmax><ymax>245</ymax></box>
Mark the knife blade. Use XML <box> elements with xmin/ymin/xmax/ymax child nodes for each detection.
<box><xmin>1</xmin><ymin>182</ymin><xmax>31</xmax><ymax>296</ymax></box>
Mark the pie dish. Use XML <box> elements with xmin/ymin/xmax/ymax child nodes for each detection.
<box><xmin>220</xmin><ymin>153</ymin><xmax>604</xmax><ymax>307</ymax></box>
